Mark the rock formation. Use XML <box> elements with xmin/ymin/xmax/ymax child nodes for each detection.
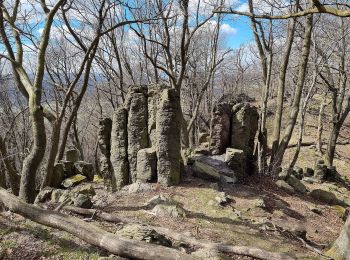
<box><xmin>111</xmin><ymin>108</ymin><xmax>129</xmax><ymax>190</ymax></box>
<box><xmin>156</xmin><ymin>89</ymin><xmax>181</xmax><ymax>186</ymax></box>
<box><xmin>137</xmin><ymin>148</ymin><xmax>157</xmax><ymax>183</ymax></box>
<box><xmin>127</xmin><ymin>90</ymin><xmax>149</xmax><ymax>183</ymax></box>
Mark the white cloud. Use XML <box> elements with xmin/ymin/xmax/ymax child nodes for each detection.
<box><xmin>221</xmin><ymin>23</ymin><xmax>237</xmax><ymax>35</ymax></box>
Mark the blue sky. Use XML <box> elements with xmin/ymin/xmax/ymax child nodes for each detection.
<box><xmin>224</xmin><ymin>16</ymin><xmax>253</xmax><ymax>48</ymax></box>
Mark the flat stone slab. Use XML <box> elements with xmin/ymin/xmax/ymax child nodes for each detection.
<box><xmin>192</xmin><ymin>156</ymin><xmax>238</xmax><ymax>184</ymax></box>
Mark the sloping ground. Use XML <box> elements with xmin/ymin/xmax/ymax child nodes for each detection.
<box><xmin>1</xmin><ymin>173</ymin><xmax>347</xmax><ymax>260</ymax></box>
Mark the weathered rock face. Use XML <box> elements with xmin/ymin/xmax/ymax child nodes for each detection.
<box><xmin>192</xmin><ymin>156</ymin><xmax>237</xmax><ymax>184</ymax></box>
<box><xmin>62</xmin><ymin>174</ymin><xmax>87</xmax><ymax>188</ymax></box>
<box><xmin>98</xmin><ymin>117</ymin><xmax>113</xmax><ymax>180</ymax></box>
<box><xmin>224</xmin><ymin>148</ymin><xmax>245</xmax><ymax>178</ymax></box>
<box><xmin>73</xmin><ymin>194</ymin><xmax>93</xmax><ymax>209</ymax></box>
<box><xmin>74</xmin><ymin>161</ymin><xmax>94</xmax><ymax>181</ymax></box>
<box><xmin>156</xmin><ymin>89</ymin><xmax>181</xmax><ymax>186</ymax></box>
<box><xmin>51</xmin><ymin>163</ymin><xmax>64</xmax><ymax>188</ymax></box>
<box><xmin>137</xmin><ymin>148</ymin><xmax>157</xmax><ymax>183</ymax></box>
<box><xmin>326</xmin><ymin>215</ymin><xmax>350</xmax><ymax>259</ymax></box>
<box><xmin>111</xmin><ymin>108</ymin><xmax>129</xmax><ymax>190</ymax></box>
<box><xmin>65</xmin><ymin>149</ymin><xmax>80</xmax><ymax>162</ymax></box>
<box><xmin>231</xmin><ymin>103</ymin><xmax>259</xmax><ymax>157</ymax></box>
<box><xmin>148</xmin><ymin>84</ymin><xmax>168</xmax><ymax>148</ymax></box>
<box><xmin>127</xmin><ymin>92</ymin><xmax>149</xmax><ymax>183</ymax></box>
<box><xmin>314</xmin><ymin>160</ymin><xmax>327</xmax><ymax>182</ymax></box>
<box><xmin>209</xmin><ymin>103</ymin><xmax>232</xmax><ymax>155</ymax></box>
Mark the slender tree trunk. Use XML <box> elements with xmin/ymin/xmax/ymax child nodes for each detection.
<box><xmin>327</xmin><ymin>123</ymin><xmax>340</xmax><ymax>166</ymax></box>
<box><xmin>0</xmin><ymin>136</ymin><xmax>20</xmax><ymax>195</ymax></box>
<box><xmin>19</xmin><ymin>100</ymin><xmax>47</xmax><ymax>203</ymax></box>
<box><xmin>316</xmin><ymin>96</ymin><xmax>327</xmax><ymax>154</ymax></box>
<box><xmin>272</xmin><ymin>14</ymin><xmax>313</xmax><ymax>175</ymax></box>
<box><xmin>270</xmin><ymin>18</ymin><xmax>296</xmax><ymax>165</ymax></box>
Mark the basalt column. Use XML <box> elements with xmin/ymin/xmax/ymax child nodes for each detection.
<box><xmin>156</xmin><ymin>89</ymin><xmax>181</xmax><ymax>186</ymax></box>
<box><xmin>127</xmin><ymin>87</ymin><xmax>149</xmax><ymax>183</ymax></box>
<box><xmin>111</xmin><ymin>108</ymin><xmax>129</xmax><ymax>190</ymax></box>
<box><xmin>98</xmin><ymin>118</ymin><xmax>113</xmax><ymax>181</ymax></box>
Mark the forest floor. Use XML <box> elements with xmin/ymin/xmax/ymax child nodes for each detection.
<box><xmin>1</xmin><ymin>99</ymin><xmax>350</xmax><ymax>260</ymax></box>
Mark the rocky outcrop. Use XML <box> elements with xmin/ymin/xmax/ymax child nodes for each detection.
<box><xmin>111</xmin><ymin>108</ymin><xmax>129</xmax><ymax>190</ymax></box>
<box><xmin>74</xmin><ymin>161</ymin><xmax>94</xmax><ymax>181</ymax></box>
<box><xmin>98</xmin><ymin>117</ymin><xmax>113</xmax><ymax>180</ymax></box>
<box><xmin>51</xmin><ymin>163</ymin><xmax>65</xmax><ymax>188</ymax></box>
<box><xmin>137</xmin><ymin>148</ymin><xmax>157</xmax><ymax>183</ymax></box>
<box><xmin>231</xmin><ymin>103</ymin><xmax>259</xmax><ymax>166</ymax></box>
<box><xmin>65</xmin><ymin>148</ymin><xmax>80</xmax><ymax>162</ymax></box>
<box><xmin>209</xmin><ymin>103</ymin><xmax>232</xmax><ymax>155</ymax></box>
<box><xmin>224</xmin><ymin>148</ymin><xmax>245</xmax><ymax>178</ymax></box>
<box><xmin>156</xmin><ymin>89</ymin><xmax>181</xmax><ymax>186</ymax></box>
<box><xmin>127</xmin><ymin>91</ymin><xmax>149</xmax><ymax>183</ymax></box>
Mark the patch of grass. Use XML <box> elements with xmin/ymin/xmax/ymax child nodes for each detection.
<box><xmin>0</xmin><ymin>240</ymin><xmax>18</xmax><ymax>250</ymax></box>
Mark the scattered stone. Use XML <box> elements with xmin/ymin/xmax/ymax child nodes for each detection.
<box><xmin>74</xmin><ymin>161</ymin><xmax>94</xmax><ymax>181</ymax></box>
<box><xmin>62</xmin><ymin>174</ymin><xmax>87</xmax><ymax>188</ymax></box>
<box><xmin>122</xmin><ymin>182</ymin><xmax>154</xmax><ymax>194</ymax></box>
<box><xmin>60</xmin><ymin>160</ymin><xmax>75</xmax><ymax>177</ymax></box>
<box><xmin>136</xmin><ymin>148</ymin><xmax>157</xmax><ymax>183</ymax></box>
<box><xmin>332</xmin><ymin>205</ymin><xmax>349</xmax><ymax>220</ymax></box>
<box><xmin>51</xmin><ymin>189</ymin><xmax>64</xmax><ymax>203</ymax></box>
<box><xmin>51</xmin><ymin>163</ymin><xmax>65</xmax><ymax>188</ymax></box>
<box><xmin>72</xmin><ymin>184</ymin><xmax>96</xmax><ymax>197</ymax></box>
<box><xmin>224</xmin><ymin>148</ymin><xmax>246</xmax><ymax>177</ymax></box>
<box><xmin>289</xmin><ymin>225</ymin><xmax>307</xmax><ymax>239</ymax></box>
<box><xmin>276</xmin><ymin>180</ymin><xmax>295</xmax><ymax>194</ymax></box>
<box><xmin>65</xmin><ymin>149</ymin><xmax>80</xmax><ymax>162</ymax></box>
<box><xmin>292</xmin><ymin>166</ymin><xmax>303</xmax><ymax>180</ymax></box>
<box><xmin>116</xmin><ymin>224</ymin><xmax>172</xmax><ymax>247</ymax></box>
<box><xmin>302</xmin><ymin>177</ymin><xmax>321</xmax><ymax>184</ymax></box>
<box><xmin>128</xmin><ymin>91</ymin><xmax>149</xmax><ymax>183</ymax></box>
<box><xmin>98</xmin><ymin>117</ymin><xmax>113</xmax><ymax>181</ymax></box>
<box><xmin>111</xmin><ymin>108</ymin><xmax>129</xmax><ymax>190</ymax></box>
<box><xmin>152</xmin><ymin>204</ymin><xmax>185</xmax><ymax>218</ymax></box>
<box><xmin>304</xmin><ymin>167</ymin><xmax>314</xmax><ymax>177</ymax></box>
<box><xmin>215</xmin><ymin>192</ymin><xmax>233</xmax><ymax>206</ymax></box>
<box><xmin>146</xmin><ymin>194</ymin><xmax>174</xmax><ymax>208</ymax></box>
<box><xmin>278</xmin><ymin>168</ymin><xmax>290</xmax><ymax>181</ymax></box>
<box><xmin>314</xmin><ymin>160</ymin><xmax>328</xmax><ymax>182</ymax></box>
<box><xmin>309</xmin><ymin>189</ymin><xmax>347</xmax><ymax>206</ymax></box>
<box><xmin>73</xmin><ymin>194</ymin><xmax>93</xmax><ymax>209</ymax></box>
<box><xmin>286</xmin><ymin>175</ymin><xmax>307</xmax><ymax>194</ymax></box>
<box><xmin>254</xmin><ymin>198</ymin><xmax>267</xmax><ymax>209</ymax></box>
<box><xmin>192</xmin><ymin>156</ymin><xmax>237</xmax><ymax>184</ymax></box>
<box><xmin>156</xmin><ymin>89</ymin><xmax>181</xmax><ymax>186</ymax></box>
<box><xmin>58</xmin><ymin>190</ymin><xmax>72</xmax><ymax>203</ymax></box>
<box><xmin>309</xmin><ymin>205</ymin><xmax>323</xmax><ymax>215</ymax></box>
<box><xmin>34</xmin><ymin>187</ymin><xmax>54</xmax><ymax>204</ymax></box>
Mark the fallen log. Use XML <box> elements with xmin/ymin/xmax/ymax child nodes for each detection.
<box><xmin>0</xmin><ymin>188</ymin><xmax>195</xmax><ymax>260</ymax></box>
<box><xmin>63</xmin><ymin>205</ymin><xmax>297</xmax><ymax>260</ymax></box>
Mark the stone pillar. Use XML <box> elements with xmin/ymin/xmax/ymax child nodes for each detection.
<box><xmin>98</xmin><ymin>117</ymin><xmax>112</xmax><ymax>181</ymax></box>
<box><xmin>136</xmin><ymin>148</ymin><xmax>157</xmax><ymax>183</ymax></box>
<box><xmin>231</xmin><ymin>103</ymin><xmax>259</xmax><ymax>157</ymax></box>
<box><xmin>111</xmin><ymin>108</ymin><xmax>129</xmax><ymax>190</ymax></box>
<box><xmin>209</xmin><ymin>103</ymin><xmax>232</xmax><ymax>155</ymax></box>
<box><xmin>127</xmin><ymin>88</ymin><xmax>149</xmax><ymax>183</ymax></box>
<box><xmin>148</xmin><ymin>84</ymin><xmax>168</xmax><ymax>148</ymax></box>
<box><xmin>156</xmin><ymin>89</ymin><xmax>181</xmax><ymax>186</ymax></box>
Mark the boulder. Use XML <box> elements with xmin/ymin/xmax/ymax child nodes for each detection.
<box><xmin>74</xmin><ymin>161</ymin><xmax>94</xmax><ymax>181</ymax></box>
<box><xmin>156</xmin><ymin>89</ymin><xmax>181</xmax><ymax>186</ymax></box>
<box><xmin>304</xmin><ymin>167</ymin><xmax>314</xmax><ymax>177</ymax></box>
<box><xmin>152</xmin><ymin>204</ymin><xmax>185</xmax><ymax>218</ymax></box>
<box><xmin>192</xmin><ymin>156</ymin><xmax>238</xmax><ymax>184</ymax></box>
<box><xmin>326</xmin><ymin>214</ymin><xmax>350</xmax><ymax>259</ymax></box>
<box><xmin>314</xmin><ymin>163</ymin><xmax>328</xmax><ymax>182</ymax></box>
<box><xmin>51</xmin><ymin>189</ymin><xmax>64</xmax><ymax>203</ymax></box>
<box><xmin>72</xmin><ymin>184</ymin><xmax>96</xmax><ymax>197</ymax></box>
<box><xmin>111</xmin><ymin>108</ymin><xmax>129</xmax><ymax>190</ymax></box>
<box><xmin>122</xmin><ymin>182</ymin><xmax>154</xmax><ymax>194</ymax></box>
<box><xmin>198</xmin><ymin>132</ymin><xmax>209</xmax><ymax>144</ymax></box>
<box><xmin>276</xmin><ymin>180</ymin><xmax>295</xmax><ymax>194</ymax></box>
<box><xmin>136</xmin><ymin>148</ymin><xmax>157</xmax><ymax>183</ymax></box>
<box><xmin>60</xmin><ymin>160</ymin><xmax>75</xmax><ymax>177</ymax></box>
<box><xmin>65</xmin><ymin>149</ymin><xmax>80</xmax><ymax>162</ymax></box>
<box><xmin>34</xmin><ymin>187</ymin><xmax>54</xmax><ymax>204</ymax></box>
<box><xmin>309</xmin><ymin>189</ymin><xmax>346</xmax><ymax>206</ymax></box>
<box><xmin>209</xmin><ymin>103</ymin><xmax>232</xmax><ymax>155</ymax></box>
<box><xmin>98</xmin><ymin>117</ymin><xmax>113</xmax><ymax>180</ymax></box>
<box><xmin>73</xmin><ymin>194</ymin><xmax>93</xmax><ymax>209</ymax></box>
<box><xmin>224</xmin><ymin>148</ymin><xmax>246</xmax><ymax>177</ymax></box>
<box><xmin>116</xmin><ymin>224</ymin><xmax>172</xmax><ymax>247</ymax></box>
<box><xmin>231</xmin><ymin>103</ymin><xmax>259</xmax><ymax>158</ymax></box>
<box><xmin>286</xmin><ymin>175</ymin><xmax>307</xmax><ymax>194</ymax></box>
<box><xmin>62</xmin><ymin>174</ymin><xmax>87</xmax><ymax>188</ymax></box>
<box><xmin>128</xmin><ymin>92</ymin><xmax>149</xmax><ymax>183</ymax></box>
<box><xmin>51</xmin><ymin>163</ymin><xmax>65</xmax><ymax>188</ymax></box>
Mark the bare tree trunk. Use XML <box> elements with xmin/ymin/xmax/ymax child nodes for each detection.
<box><xmin>272</xmin><ymin>14</ymin><xmax>313</xmax><ymax>175</ymax></box>
<box><xmin>316</xmin><ymin>96</ymin><xmax>327</xmax><ymax>154</ymax></box>
<box><xmin>0</xmin><ymin>188</ymin><xmax>195</xmax><ymax>260</ymax></box>
<box><xmin>0</xmin><ymin>136</ymin><xmax>20</xmax><ymax>195</ymax></box>
<box><xmin>270</xmin><ymin>17</ymin><xmax>296</xmax><ymax>165</ymax></box>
